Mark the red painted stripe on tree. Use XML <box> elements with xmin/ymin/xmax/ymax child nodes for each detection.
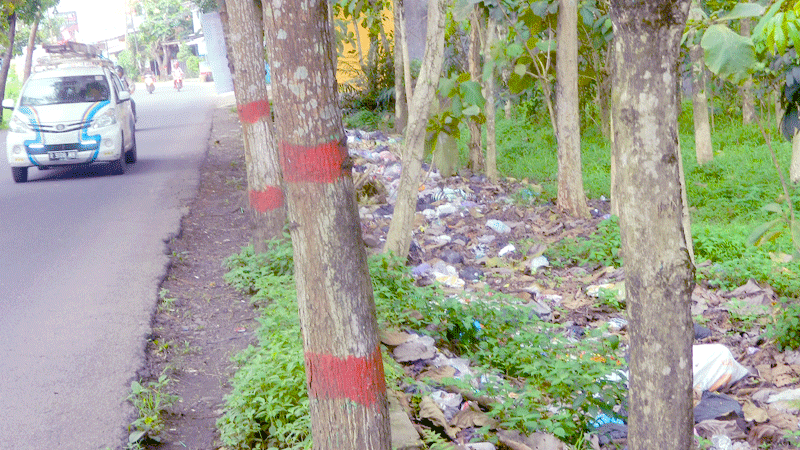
<box><xmin>279</xmin><ymin>139</ymin><xmax>346</xmax><ymax>183</ymax></box>
<box><xmin>248</xmin><ymin>186</ymin><xmax>284</xmax><ymax>212</ymax></box>
<box><xmin>305</xmin><ymin>345</ymin><xmax>386</xmax><ymax>406</ymax></box>
<box><xmin>237</xmin><ymin>99</ymin><xmax>271</xmax><ymax>124</ymax></box>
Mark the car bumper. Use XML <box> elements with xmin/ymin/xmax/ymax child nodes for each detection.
<box><xmin>6</xmin><ymin>126</ymin><xmax>123</xmax><ymax>168</ymax></box>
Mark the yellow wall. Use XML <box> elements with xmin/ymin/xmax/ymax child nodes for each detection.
<box><xmin>336</xmin><ymin>10</ymin><xmax>394</xmax><ymax>87</ymax></box>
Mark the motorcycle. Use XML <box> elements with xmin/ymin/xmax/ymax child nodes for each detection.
<box><xmin>173</xmin><ymin>73</ymin><xmax>183</xmax><ymax>92</ymax></box>
<box><xmin>144</xmin><ymin>74</ymin><xmax>155</xmax><ymax>94</ymax></box>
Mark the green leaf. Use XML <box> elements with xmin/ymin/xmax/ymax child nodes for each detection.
<box><xmin>536</xmin><ymin>39</ymin><xmax>557</xmax><ymax>53</ymax></box>
<box><xmin>701</xmin><ymin>24</ymin><xmax>756</xmax><ymax>82</ymax></box>
<box><xmin>514</xmin><ymin>63</ymin><xmax>527</xmax><ymax>76</ymax></box>
<box><xmin>754</xmin><ymin>0</ymin><xmax>785</xmax><ymax>41</ymax></box>
<box><xmin>439</xmin><ymin>76</ymin><xmax>457</xmax><ymax>98</ymax></box>
<box><xmin>762</xmin><ymin>203</ymin><xmax>783</xmax><ymax>213</ymax></box>
<box><xmin>747</xmin><ymin>218</ymin><xmax>783</xmax><ymax>246</ymax></box>
<box><xmin>792</xmin><ymin>218</ymin><xmax>800</xmax><ymax>252</ymax></box>
<box><xmin>452</xmin><ymin>0</ymin><xmax>474</xmax><ymax>22</ymax></box>
<box><xmin>463</xmin><ymin>104</ymin><xmax>481</xmax><ymax>116</ymax></box>
<box><xmin>717</xmin><ymin>3</ymin><xmax>766</xmax><ymax>22</ymax></box>
<box><xmin>460</xmin><ymin>80</ymin><xmax>485</xmax><ymax>107</ymax></box>
<box><xmin>506</xmin><ymin>42</ymin><xmax>524</xmax><ymax>59</ymax></box>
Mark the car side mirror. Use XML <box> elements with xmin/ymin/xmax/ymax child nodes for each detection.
<box><xmin>118</xmin><ymin>91</ymin><xmax>131</xmax><ymax>102</ymax></box>
<box><xmin>2</xmin><ymin>98</ymin><xmax>15</xmax><ymax>110</ymax></box>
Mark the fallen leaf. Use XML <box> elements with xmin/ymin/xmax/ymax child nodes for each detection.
<box><xmin>742</xmin><ymin>401</ymin><xmax>769</xmax><ymax>423</ymax></box>
<box><xmin>418</xmin><ymin>396</ymin><xmax>459</xmax><ymax>440</ymax></box>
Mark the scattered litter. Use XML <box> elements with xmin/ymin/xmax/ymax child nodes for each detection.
<box><xmin>694</xmin><ymin>391</ymin><xmax>744</xmax><ymax>422</ymax></box>
<box><xmin>498</xmin><ymin>244</ymin><xmax>516</xmax><ymax>257</ymax></box>
<box><xmin>486</xmin><ymin>219</ymin><xmax>511</xmax><ymax>234</ymax></box>
<box><xmin>529</xmin><ymin>255</ymin><xmax>549</xmax><ymax>272</ymax></box>
<box><xmin>693</xmin><ymin>344</ymin><xmax>750</xmax><ymax>392</ymax></box>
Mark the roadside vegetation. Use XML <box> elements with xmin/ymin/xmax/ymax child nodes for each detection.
<box><xmin>210</xmin><ymin>82</ymin><xmax>800</xmax><ymax>448</ymax></box>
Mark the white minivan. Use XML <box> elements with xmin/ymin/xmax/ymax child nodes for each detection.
<box><xmin>3</xmin><ymin>44</ymin><xmax>137</xmax><ymax>183</ymax></box>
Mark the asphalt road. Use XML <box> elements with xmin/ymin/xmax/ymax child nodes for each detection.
<box><xmin>0</xmin><ymin>80</ymin><xmax>221</xmax><ymax>449</ymax></box>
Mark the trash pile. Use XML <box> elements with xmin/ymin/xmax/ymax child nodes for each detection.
<box><xmin>346</xmin><ymin>129</ymin><xmax>800</xmax><ymax>450</ymax></box>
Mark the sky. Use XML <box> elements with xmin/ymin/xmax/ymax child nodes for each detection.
<box><xmin>52</xmin><ymin>0</ymin><xmax>128</xmax><ymax>44</ymax></box>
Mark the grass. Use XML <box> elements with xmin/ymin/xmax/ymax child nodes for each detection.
<box><xmin>214</xmin><ymin>99</ymin><xmax>800</xmax><ymax>449</ymax></box>
<box><xmin>198</xmin><ymin>85</ymin><xmax>800</xmax><ymax>449</ymax></box>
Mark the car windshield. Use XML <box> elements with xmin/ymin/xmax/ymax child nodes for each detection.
<box><xmin>20</xmin><ymin>75</ymin><xmax>110</xmax><ymax>106</ymax></box>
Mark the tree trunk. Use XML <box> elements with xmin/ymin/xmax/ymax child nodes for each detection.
<box><xmin>384</xmin><ymin>0</ymin><xmax>448</xmax><ymax>258</ymax></box>
<box><xmin>23</xmin><ymin>16</ymin><xmax>39</xmax><ymax>83</ymax></box>
<box><xmin>555</xmin><ymin>0</ymin><xmax>589</xmax><ymax>218</ymax></box>
<box><xmin>392</xmin><ymin>0</ymin><xmax>408</xmax><ymax>132</ymax></box>
<box><xmin>690</xmin><ymin>41</ymin><xmax>713</xmax><ymax>165</ymax></box>
<box><xmin>466</xmin><ymin>8</ymin><xmax>484</xmax><ymax>173</ymax></box>
<box><xmin>484</xmin><ymin>16</ymin><xmax>498</xmax><ymax>182</ymax></box>
<box><xmin>395</xmin><ymin>0</ymin><xmax>414</xmax><ymax>147</ymax></box>
<box><xmin>740</xmin><ymin>19</ymin><xmax>755</xmax><ymax>125</ymax></box>
<box><xmin>262</xmin><ymin>2</ymin><xmax>390</xmax><ymax>449</ymax></box>
<box><xmin>0</xmin><ymin>12</ymin><xmax>16</xmax><ymax>104</ymax></box>
<box><xmin>609</xmin><ymin>2</ymin><xmax>695</xmax><ymax>450</ymax></box>
<box><xmin>791</xmin><ymin>131</ymin><xmax>800</xmax><ymax>184</ymax></box>
<box><xmin>227</xmin><ymin>0</ymin><xmax>285</xmax><ymax>252</ymax></box>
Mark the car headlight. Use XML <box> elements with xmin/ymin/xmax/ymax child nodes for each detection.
<box><xmin>89</xmin><ymin>109</ymin><xmax>117</xmax><ymax>130</ymax></box>
<box><xmin>8</xmin><ymin>113</ymin><xmax>32</xmax><ymax>133</ymax></box>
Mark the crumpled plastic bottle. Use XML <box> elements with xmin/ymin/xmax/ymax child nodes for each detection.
<box><xmin>711</xmin><ymin>435</ymin><xmax>732</xmax><ymax>450</ymax></box>
<box><xmin>486</xmin><ymin>219</ymin><xmax>511</xmax><ymax>234</ymax></box>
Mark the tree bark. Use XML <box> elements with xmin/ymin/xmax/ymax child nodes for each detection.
<box><xmin>484</xmin><ymin>16</ymin><xmax>498</xmax><ymax>182</ymax></box>
<box><xmin>0</xmin><ymin>12</ymin><xmax>16</xmax><ymax>104</ymax></box>
<box><xmin>740</xmin><ymin>19</ymin><xmax>755</xmax><ymax>125</ymax></box>
<box><xmin>609</xmin><ymin>1</ymin><xmax>695</xmax><ymax>449</ymax></box>
<box><xmin>262</xmin><ymin>1</ymin><xmax>390</xmax><ymax>448</ymax></box>
<box><xmin>395</xmin><ymin>0</ymin><xmax>414</xmax><ymax>146</ymax></box>
<box><xmin>384</xmin><ymin>0</ymin><xmax>448</xmax><ymax>258</ymax></box>
<box><xmin>555</xmin><ymin>0</ymin><xmax>589</xmax><ymax>218</ymax></box>
<box><xmin>23</xmin><ymin>16</ymin><xmax>39</xmax><ymax>83</ymax></box>
<box><xmin>466</xmin><ymin>8</ymin><xmax>484</xmax><ymax>173</ymax></box>
<box><xmin>791</xmin><ymin>131</ymin><xmax>800</xmax><ymax>184</ymax></box>
<box><xmin>690</xmin><ymin>40</ymin><xmax>713</xmax><ymax>165</ymax></box>
<box><xmin>392</xmin><ymin>0</ymin><xmax>408</xmax><ymax>132</ymax></box>
<box><xmin>227</xmin><ymin>0</ymin><xmax>285</xmax><ymax>252</ymax></box>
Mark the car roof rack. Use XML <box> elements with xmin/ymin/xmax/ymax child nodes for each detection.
<box><xmin>34</xmin><ymin>42</ymin><xmax>114</xmax><ymax>71</ymax></box>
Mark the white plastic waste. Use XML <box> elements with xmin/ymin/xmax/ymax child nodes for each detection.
<box><xmin>693</xmin><ymin>344</ymin><xmax>750</xmax><ymax>392</ymax></box>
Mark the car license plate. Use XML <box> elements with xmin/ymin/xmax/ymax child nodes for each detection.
<box><xmin>48</xmin><ymin>150</ymin><xmax>78</xmax><ymax>161</ymax></box>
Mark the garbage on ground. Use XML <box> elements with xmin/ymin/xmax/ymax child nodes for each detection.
<box><xmin>430</xmin><ymin>389</ymin><xmax>462</xmax><ymax>421</ymax></box>
<box><xmin>695</xmin><ymin>419</ymin><xmax>747</xmax><ymax>441</ymax></box>
<box><xmin>486</xmin><ymin>219</ymin><xmax>511</xmax><ymax>234</ymax></box>
<box><xmin>694</xmin><ymin>391</ymin><xmax>744</xmax><ymax>422</ymax></box>
<box><xmin>393</xmin><ymin>334</ymin><xmax>436</xmax><ymax>362</ymax></box>
<box><xmin>711</xmin><ymin>434</ymin><xmax>733</xmax><ymax>450</ymax></box>
<box><xmin>693</xmin><ymin>344</ymin><xmax>750</xmax><ymax>392</ymax></box>
<box><xmin>529</xmin><ymin>255</ymin><xmax>549</xmax><ymax>272</ymax></box>
<box><xmin>586</xmin><ymin>282</ymin><xmax>626</xmax><ymax>301</ymax></box>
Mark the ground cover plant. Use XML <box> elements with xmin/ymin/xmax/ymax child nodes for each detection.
<box><xmin>219</xmin><ymin>96</ymin><xmax>800</xmax><ymax>449</ymax></box>
<box><xmin>218</xmin><ymin>243</ymin><xmax>627</xmax><ymax>449</ymax></box>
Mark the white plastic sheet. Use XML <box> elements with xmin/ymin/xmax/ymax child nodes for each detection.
<box><xmin>693</xmin><ymin>344</ymin><xmax>750</xmax><ymax>392</ymax></box>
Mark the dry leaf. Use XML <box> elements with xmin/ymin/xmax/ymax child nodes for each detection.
<box><xmin>742</xmin><ymin>400</ymin><xmax>769</xmax><ymax>423</ymax></box>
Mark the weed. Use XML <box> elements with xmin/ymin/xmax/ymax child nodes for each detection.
<box><xmin>126</xmin><ymin>373</ymin><xmax>180</xmax><ymax>448</ymax></box>
<box><xmin>547</xmin><ymin>216</ymin><xmax>621</xmax><ymax>269</ymax></box>
<box><xmin>157</xmin><ymin>288</ymin><xmax>177</xmax><ymax>313</ymax></box>
<box><xmin>765</xmin><ymin>297</ymin><xmax>800</xmax><ymax>351</ymax></box>
<box><xmin>170</xmin><ymin>250</ymin><xmax>189</xmax><ymax>266</ymax></box>
<box><xmin>593</xmin><ymin>286</ymin><xmax>626</xmax><ymax>311</ymax></box>
<box><xmin>151</xmin><ymin>338</ymin><xmax>171</xmax><ymax>355</ymax></box>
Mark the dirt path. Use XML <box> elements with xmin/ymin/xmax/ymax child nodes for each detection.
<box><xmin>140</xmin><ymin>97</ymin><xmax>256</xmax><ymax>449</ymax></box>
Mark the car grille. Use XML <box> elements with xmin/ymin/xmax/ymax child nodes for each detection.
<box><xmin>33</xmin><ymin>121</ymin><xmax>88</xmax><ymax>133</ymax></box>
<box><xmin>26</xmin><ymin>143</ymin><xmax>85</xmax><ymax>155</ymax></box>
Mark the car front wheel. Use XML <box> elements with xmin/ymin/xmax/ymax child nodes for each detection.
<box><xmin>12</xmin><ymin>167</ymin><xmax>27</xmax><ymax>183</ymax></box>
<box><xmin>125</xmin><ymin>132</ymin><xmax>137</xmax><ymax>164</ymax></box>
<box><xmin>110</xmin><ymin>135</ymin><xmax>127</xmax><ymax>175</ymax></box>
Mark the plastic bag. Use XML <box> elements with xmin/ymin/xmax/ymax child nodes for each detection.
<box><xmin>693</xmin><ymin>344</ymin><xmax>750</xmax><ymax>392</ymax></box>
